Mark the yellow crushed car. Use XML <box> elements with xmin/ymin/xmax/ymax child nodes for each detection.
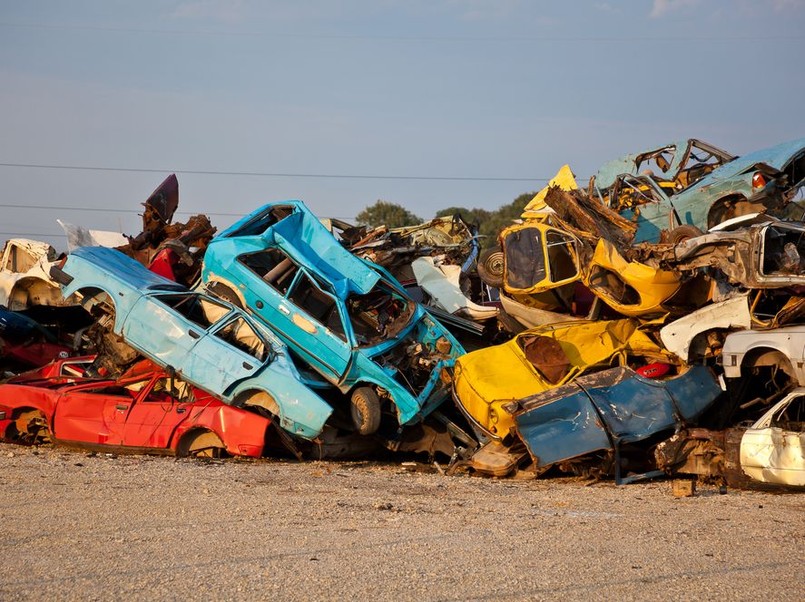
<box><xmin>499</xmin><ymin>220</ymin><xmax>684</xmax><ymax>318</ymax></box>
<box><xmin>452</xmin><ymin>319</ymin><xmax>676</xmax><ymax>440</ymax></box>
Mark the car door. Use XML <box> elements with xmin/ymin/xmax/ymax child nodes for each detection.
<box><xmin>187</xmin><ymin>315</ymin><xmax>271</xmax><ymax>396</ymax></box>
<box><xmin>740</xmin><ymin>392</ymin><xmax>805</xmax><ymax>486</ymax></box>
<box><xmin>53</xmin><ymin>382</ymin><xmax>133</xmax><ymax>446</ymax></box>
<box><xmin>236</xmin><ymin>249</ymin><xmax>350</xmax><ymax>381</ymax></box>
<box><xmin>120</xmin><ymin>375</ymin><xmax>189</xmax><ymax>449</ymax></box>
<box><xmin>283</xmin><ymin>271</ymin><xmax>352</xmax><ymax>381</ymax></box>
<box><xmin>121</xmin><ymin>292</ymin><xmax>233</xmax><ymax>379</ymax></box>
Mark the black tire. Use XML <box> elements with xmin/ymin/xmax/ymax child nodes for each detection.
<box><xmin>207</xmin><ymin>282</ymin><xmax>243</xmax><ymax>308</ymax></box>
<box><xmin>350</xmin><ymin>387</ymin><xmax>381</xmax><ymax>435</ymax></box>
<box><xmin>661</xmin><ymin>225</ymin><xmax>703</xmax><ymax>245</ymax></box>
<box><xmin>477</xmin><ymin>247</ymin><xmax>504</xmax><ymax>288</ymax></box>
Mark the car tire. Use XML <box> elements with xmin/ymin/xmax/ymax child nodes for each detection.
<box><xmin>477</xmin><ymin>247</ymin><xmax>504</xmax><ymax>288</ymax></box>
<box><xmin>350</xmin><ymin>387</ymin><xmax>382</xmax><ymax>436</ymax></box>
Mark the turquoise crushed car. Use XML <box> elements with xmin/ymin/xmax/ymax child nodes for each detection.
<box><xmin>593</xmin><ymin>137</ymin><xmax>805</xmax><ymax>243</ymax></box>
<box><xmin>201</xmin><ymin>200</ymin><xmax>465</xmax><ymax>436</ymax></box>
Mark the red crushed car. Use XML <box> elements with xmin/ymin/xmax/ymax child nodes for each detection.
<box><xmin>0</xmin><ymin>360</ymin><xmax>271</xmax><ymax>458</ymax></box>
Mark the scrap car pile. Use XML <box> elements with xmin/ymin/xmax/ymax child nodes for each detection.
<box><xmin>1</xmin><ymin>137</ymin><xmax>803</xmax><ymax>491</ymax></box>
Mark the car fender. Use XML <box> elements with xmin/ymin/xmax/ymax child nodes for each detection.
<box><xmin>171</xmin><ymin>405</ymin><xmax>270</xmax><ymax>457</ymax></box>
<box><xmin>228</xmin><ymin>364</ymin><xmax>333</xmax><ymax>440</ymax></box>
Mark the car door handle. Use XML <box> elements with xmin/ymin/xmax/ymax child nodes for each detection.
<box><xmin>115</xmin><ymin>404</ymin><xmax>128</xmax><ymax>411</ymax></box>
<box><xmin>188</xmin><ymin>329</ymin><xmax>200</xmax><ymax>339</ymax></box>
<box><xmin>278</xmin><ymin>304</ymin><xmax>290</xmax><ymax>315</ymax></box>
<box><xmin>242</xmin><ymin>361</ymin><xmax>253</xmax><ymax>370</ymax></box>
<box><xmin>176</xmin><ymin>407</ymin><xmax>186</xmax><ymax>414</ymax></box>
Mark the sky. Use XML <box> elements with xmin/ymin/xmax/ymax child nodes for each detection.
<box><xmin>1</xmin><ymin>0</ymin><xmax>804</xmax><ymax>251</ymax></box>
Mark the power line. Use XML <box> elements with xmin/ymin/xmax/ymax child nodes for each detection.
<box><xmin>0</xmin><ymin>232</ymin><xmax>67</xmax><ymax>238</ymax></box>
<box><xmin>0</xmin><ymin>202</ymin><xmax>241</xmax><ymax>218</ymax></box>
<box><xmin>0</xmin><ymin>203</ymin><xmax>357</xmax><ymax>222</ymax></box>
<box><xmin>0</xmin><ymin>162</ymin><xmax>547</xmax><ymax>182</ymax></box>
<box><xmin>0</xmin><ymin>22</ymin><xmax>801</xmax><ymax>42</ymax></box>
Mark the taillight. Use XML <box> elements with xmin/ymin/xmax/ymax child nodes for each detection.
<box><xmin>752</xmin><ymin>171</ymin><xmax>767</xmax><ymax>190</ymax></box>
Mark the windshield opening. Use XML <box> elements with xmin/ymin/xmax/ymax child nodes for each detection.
<box><xmin>347</xmin><ymin>283</ymin><xmax>415</xmax><ymax>347</ymax></box>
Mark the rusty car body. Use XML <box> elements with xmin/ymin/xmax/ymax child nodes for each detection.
<box><xmin>594</xmin><ymin>139</ymin><xmax>735</xmax><ymax>191</ymax></box>
<box><xmin>655</xmin><ymin>388</ymin><xmax>804</xmax><ymax>488</ymax></box>
<box><xmin>665</xmin><ymin>218</ymin><xmax>805</xmax><ymax>289</ymax></box>
<box><xmin>593</xmin><ymin>137</ymin><xmax>805</xmax><ymax>243</ymax></box>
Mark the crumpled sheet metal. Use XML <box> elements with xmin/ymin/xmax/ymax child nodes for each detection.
<box><xmin>512</xmin><ymin>365</ymin><xmax>722</xmax><ymax>477</ymax></box>
<box><xmin>584</xmin><ymin>238</ymin><xmax>682</xmax><ymax>318</ymax></box>
<box><xmin>659</xmin><ymin>294</ymin><xmax>752</xmax><ymax>361</ymax></box>
<box><xmin>521</xmin><ymin>165</ymin><xmax>578</xmax><ymax>219</ymax></box>
<box><xmin>452</xmin><ymin>318</ymin><xmax>676</xmax><ymax>440</ymax></box>
<box><xmin>411</xmin><ymin>257</ymin><xmax>497</xmax><ymax>321</ymax></box>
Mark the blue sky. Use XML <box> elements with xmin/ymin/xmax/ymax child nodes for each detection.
<box><xmin>1</xmin><ymin>0</ymin><xmax>803</xmax><ymax>249</ymax></box>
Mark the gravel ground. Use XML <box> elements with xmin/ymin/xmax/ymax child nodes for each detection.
<box><xmin>0</xmin><ymin>442</ymin><xmax>802</xmax><ymax>601</ymax></box>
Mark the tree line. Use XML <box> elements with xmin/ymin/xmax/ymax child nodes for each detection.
<box><xmin>354</xmin><ymin>192</ymin><xmax>536</xmax><ymax>240</ymax></box>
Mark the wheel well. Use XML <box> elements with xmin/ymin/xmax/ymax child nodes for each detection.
<box><xmin>8</xmin><ymin>277</ymin><xmax>62</xmax><ymax>310</ymax></box>
<box><xmin>5</xmin><ymin>407</ymin><xmax>47</xmax><ymax>440</ymax></box>
<box><xmin>742</xmin><ymin>348</ymin><xmax>793</xmax><ymax>370</ymax></box>
<box><xmin>706</xmin><ymin>194</ymin><xmax>755</xmax><ymax>229</ymax></box>
<box><xmin>176</xmin><ymin>427</ymin><xmax>222</xmax><ymax>456</ymax></box>
<box><xmin>741</xmin><ymin>348</ymin><xmax>796</xmax><ymax>383</ymax></box>
<box><xmin>77</xmin><ymin>287</ymin><xmax>116</xmax><ymax>315</ymax></box>
<box><xmin>205</xmin><ymin>279</ymin><xmax>245</xmax><ymax>308</ymax></box>
<box><xmin>234</xmin><ymin>389</ymin><xmax>280</xmax><ymax>417</ymax></box>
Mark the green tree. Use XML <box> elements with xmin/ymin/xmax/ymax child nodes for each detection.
<box><xmin>355</xmin><ymin>200</ymin><xmax>423</xmax><ymax>228</ymax></box>
<box><xmin>435</xmin><ymin>193</ymin><xmax>535</xmax><ymax>241</ymax></box>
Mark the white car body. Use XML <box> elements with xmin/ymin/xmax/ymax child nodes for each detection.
<box><xmin>411</xmin><ymin>257</ymin><xmax>498</xmax><ymax>322</ymax></box>
<box><xmin>721</xmin><ymin>325</ymin><xmax>805</xmax><ymax>385</ymax></box>
<box><xmin>0</xmin><ymin>239</ymin><xmax>66</xmax><ymax>310</ymax></box>
<box><xmin>660</xmin><ymin>294</ymin><xmax>751</xmax><ymax>362</ymax></box>
<box><xmin>740</xmin><ymin>389</ymin><xmax>805</xmax><ymax>486</ymax></box>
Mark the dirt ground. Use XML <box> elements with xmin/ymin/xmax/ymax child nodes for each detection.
<box><xmin>0</xmin><ymin>442</ymin><xmax>802</xmax><ymax>601</ymax></box>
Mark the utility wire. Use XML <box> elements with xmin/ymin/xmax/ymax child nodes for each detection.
<box><xmin>0</xmin><ymin>232</ymin><xmax>68</xmax><ymax>238</ymax></box>
<box><xmin>0</xmin><ymin>22</ymin><xmax>801</xmax><ymax>42</ymax></box>
<box><xmin>0</xmin><ymin>202</ymin><xmax>243</xmax><ymax>218</ymax></box>
<box><xmin>0</xmin><ymin>162</ymin><xmax>546</xmax><ymax>183</ymax></box>
<box><xmin>0</xmin><ymin>203</ymin><xmax>357</xmax><ymax>222</ymax></box>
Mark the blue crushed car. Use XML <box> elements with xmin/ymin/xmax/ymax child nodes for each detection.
<box><xmin>201</xmin><ymin>200</ymin><xmax>465</xmax><ymax>436</ymax></box>
<box><xmin>506</xmin><ymin>364</ymin><xmax>723</xmax><ymax>484</ymax></box>
<box><xmin>50</xmin><ymin>246</ymin><xmax>333</xmax><ymax>439</ymax></box>
<box><xmin>593</xmin><ymin>137</ymin><xmax>805</xmax><ymax>243</ymax></box>
<box><xmin>595</xmin><ymin>138</ymin><xmax>736</xmax><ymax>191</ymax></box>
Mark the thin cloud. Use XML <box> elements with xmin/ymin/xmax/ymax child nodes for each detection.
<box><xmin>447</xmin><ymin>0</ymin><xmax>523</xmax><ymax>20</ymax></box>
<box><xmin>594</xmin><ymin>3</ymin><xmax>619</xmax><ymax>13</ymax></box>
<box><xmin>653</xmin><ymin>0</ymin><xmax>804</xmax><ymax>18</ymax></box>
<box><xmin>769</xmin><ymin>0</ymin><xmax>805</xmax><ymax>10</ymax></box>
<box><xmin>171</xmin><ymin>0</ymin><xmax>245</xmax><ymax>23</ymax></box>
<box><xmin>650</xmin><ymin>0</ymin><xmax>699</xmax><ymax>18</ymax></box>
